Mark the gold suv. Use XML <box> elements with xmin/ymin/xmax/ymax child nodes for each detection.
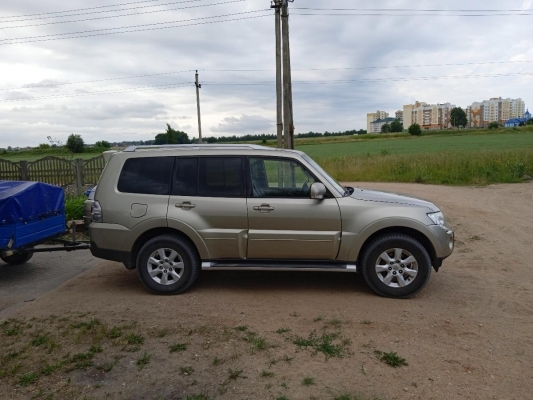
<box><xmin>85</xmin><ymin>145</ymin><xmax>454</xmax><ymax>298</ymax></box>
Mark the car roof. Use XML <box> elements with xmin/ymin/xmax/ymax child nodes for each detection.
<box><xmin>117</xmin><ymin>144</ymin><xmax>304</xmax><ymax>157</ymax></box>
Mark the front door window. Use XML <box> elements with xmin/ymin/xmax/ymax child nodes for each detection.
<box><xmin>249</xmin><ymin>158</ymin><xmax>317</xmax><ymax>198</ymax></box>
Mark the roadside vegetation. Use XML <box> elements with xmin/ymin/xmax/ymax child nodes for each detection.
<box><xmin>0</xmin><ymin>314</ymin><xmax>389</xmax><ymax>400</ymax></box>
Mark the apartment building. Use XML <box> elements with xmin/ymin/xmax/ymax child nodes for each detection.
<box><xmin>366</xmin><ymin>110</ymin><xmax>389</xmax><ymax>132</ymax></box>
<box><xmin>403</xmin><ymin>101</ymin><xmax>456</xmax><ymax>130</ymax></box>
<box><xmin>466</xmin><ymin>97</ymin><xmax>525</xmax><ymax>127</ymax></box>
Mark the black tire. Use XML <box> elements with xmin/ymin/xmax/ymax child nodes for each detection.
<box><xmin>360</xmin><ymin>234</ymin><xmax>432</xmax><ymax>298</ymax></box>
<box><xmin>136</xmin><ymin>234</ymin><xmax>200</xmax><ymax>295</ymax></box>
<box><xmin>0</xmin><ymin>251</ymin><xmax>34</xmax><ymax>265</ymax></box>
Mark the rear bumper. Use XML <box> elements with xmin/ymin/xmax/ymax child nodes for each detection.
<box><xmin>90</xmin><ymin>241</ymin><xmax>130</xmax><ymax>265</ymax></box>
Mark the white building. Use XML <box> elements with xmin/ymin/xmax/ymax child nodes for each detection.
<box><xmin>366</xmin><ymin>110</ymin><xmax>389</xmax><ymax>132</ymax></box>
<box><xmin>369</xmin><ymin>117</ymin><xmax>396</xmax><ymax>133</ymax></box>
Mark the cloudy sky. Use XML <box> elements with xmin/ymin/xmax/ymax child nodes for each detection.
<box><xmin>1</xmin><ymin>0</ymin><xmax>532</xmax><ymax>147</ymax></box>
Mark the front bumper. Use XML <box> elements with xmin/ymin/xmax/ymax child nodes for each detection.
<box><xmin>427</xmin><ymin>225</ymin><xmax>454</xmax><ymax>271</ymax></box>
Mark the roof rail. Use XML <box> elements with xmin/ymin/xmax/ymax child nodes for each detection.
<box><xmin>123</xmin><ymin>144</ymin><xmax>273</xmax><ymax>152</ymax></box>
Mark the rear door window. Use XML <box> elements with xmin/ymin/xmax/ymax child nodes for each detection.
<box><xmin>117</xmin><ymin>157</ymin><xmax>173</xmax><ymax>195</ymax></box>
<box><xmin>197</xmin><ymin>157</ymin><xmax>244</xmax><ymax>197</ymax></box>
<box><xmin>172</xmin><ymin>157</ymin><xmax>198</xmax><ymax>196</ymax></box>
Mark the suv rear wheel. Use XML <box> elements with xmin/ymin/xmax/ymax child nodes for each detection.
<box><xmin>136</xmin><ymin>234</ymin><xmax>200</xmax><ymax>295</ymax></box>
<box><xmin>360</xmin><ymin>234</ymin><xmax>431</xmax><ymax>298</ymax></box>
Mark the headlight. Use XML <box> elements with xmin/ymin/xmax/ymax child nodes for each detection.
<box><xmin>427</xmin><ymin>211</ymin><xmax>447</xmax><ymax>229</ymax></box>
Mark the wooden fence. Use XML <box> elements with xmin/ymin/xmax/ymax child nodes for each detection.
<box><xmin>0</xmin><ymin>155</ymin><xmax>105</xmax><ymax>195</ymax></box>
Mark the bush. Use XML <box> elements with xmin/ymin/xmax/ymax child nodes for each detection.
<box><xmin>408</xmin><ymin>123</ymin><xmax>422</xmax><ymax>136</ymax></box>
<box><xmin>390</xmin><ymin>119</ymin><xmax>403</xmax><ymax>133</ymax></box>
<box><xmin>95</xmin><ymin>140</ymin><xmax>111</xmax><ymax>148</ymax></box>
<box><xmin>381</xmin><ymin>123</ymin><xmax>391</xmax><ymax>133</ymax></box>
<box><xmin>66</xmin><ymin>134</ymin><xmax>84</xmax><ymax>153</ymax></box>
<box><xmin>527</xmin><ymin>119</ymin><xmax>533</xmax><ymax>126</ymax></box>
<box><xmin>488</xmin><ymin>122</ymin><xmax>500</xmax><ymax>130</ymax></box>
<box><xmin>38</xmin><ymin>143</ymin><xmax>50</xmax><ymax>149</ymax></box>
<box><xmin>65</xmin><ymin>196</ymin><xmax>85</xmax><ymax>221</ymax></box>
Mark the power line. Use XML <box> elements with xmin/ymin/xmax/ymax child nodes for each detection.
<box><xmin>3</xmin><ymin>60</ymin><xmax>533</xmax><ymax>92</ymax></box>
<box><xmin>3</xmin><ymin>71</ymin><xmax>532</xmax><ymax>103</ymax></box>
<box><xmin>0</xmin><ymin>0</ymin><xmax>195</xmax><ymax>22</ymax></box>
<box><xmin>292</xmin><ymin>12</ymin><xmax>533</xmax><ymax>17</ymax></box>
<box><xmin>1</xmin><ymin>82</ymin><xmax>193</xmax><ymax>102</ymax></box>
<box><xmin>210</xmin><ymin>60</ymin><xmax>533</xmax><ymax>72</ymax></box>
<box><xmin>0</xmin><ymin>0</ymin><xmax>246</xmax><ymax>30</ymax></box>
<box><xmin>0</xmin><ymin>70</ymin><xmax>194</xmax><ymax>91</ymax></box>
<box><xmin>202</xmin><ymin>71</ymin><xmax>533</xmax><ymax>84</ymax></box>
<box><xmin>0</xmin><ymin>11</ymin><xmax>271</xmax><ymax>45</ymax></box>
<box><xmin>292</xmin><ymin>7</ymin><xmax>533</xmax><ymax>12</ymax></box>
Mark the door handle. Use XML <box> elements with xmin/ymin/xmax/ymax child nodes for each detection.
<box><xmin>175</xmin><ymin>201</ymin><xmax>196</xmax><ymax>210</ymax></box>
<box><xmin>253</xmin><ymin>203</ymin><xmax>274</xmax><ymax>213</ymax></box>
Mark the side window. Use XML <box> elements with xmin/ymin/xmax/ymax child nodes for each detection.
<box><xmin>117</xmin><ymin>157</ymin><xmax>173</xmax><ymax>195</ymax></box>
<box><xmin>172</xmin><ymin>157</ymin><xmax>198</xmax><ymax>196</ymax></box>
<box><xmin>198</xmin><ymin>157</ymin><xmax>244</xmax><ymax>197</ymax></box>
<box><xmin>249</xmin><ymin>158</ymin><xmax>317</xmax><ymax>198</ymax></box>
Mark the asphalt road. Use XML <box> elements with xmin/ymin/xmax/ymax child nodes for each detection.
<box><xmin>0</xmin><ymin>248</ymin><xmax>97</xmax><ymax>318</ymax></box>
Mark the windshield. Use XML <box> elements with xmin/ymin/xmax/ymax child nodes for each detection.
<box><xmin>302</xmin><ymin>154</ymin><xmax>346</xmax><ymax>196</ymax></box>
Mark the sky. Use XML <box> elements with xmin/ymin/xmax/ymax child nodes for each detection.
<box><xmin>0</xmin><ymin>0</ymin><xmax>532</xmax><ymax>148</ymax></box>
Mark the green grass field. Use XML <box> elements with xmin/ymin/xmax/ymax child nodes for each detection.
<box><xmin>0</xmin><ymin>147</ymin><xmax>107</xmax><ymax>162</ymax></box>
<box><xmin>296</xmin><ymin>129</ymin><xmax>533</xmax><ymax>158</ymax></box>
<box><xmin>2</xmin><ymin>127</ymin><xmax>532</xmax><ymax>185</ymax></box>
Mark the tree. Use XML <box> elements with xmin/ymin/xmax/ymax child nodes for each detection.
<box><xmin>450</xmin><ymin>107</ymin><xmax>468</xmax><ymax>128</ymax></box>
<box><xmin>381</xmin><ymin>123</ymin><xmax>391</xmax><ymax>133</ymax></box>
<box><xmin>527</xmin><ymin>119</ymin><xmax>533</xmax><ymax>126</ymax></box>
<box><xmin>487</xmin><ymin>122</ymin><xmax>500</xmax><ymax>130</ymax></box>
<box><xmin>38</xmin><ymin>143</ymin><xmax>50</xmax><ymax>149</ymax></box>
<box><xmin>66</xmin><ymin>134</ymin><xmax>84</xmax><ymax>153</ymax></box>
<box><xmin>408</xmin><ymin>123</ymin><xmax>422</xmax><ymax>136</ymax></box>
<box><xmin>95</xmin><ymin>140</ymin><xmax>111</xmax><ymax>148</ymax></box>
<box><xmin>390</xmin><ymin>119</ymin><xmax>403</xmax><ymax>133</ymax></box>
<box><xmin>154</xmin><ymin>124</ymin><xmax>190</xmax><ymax>144</ymax></box>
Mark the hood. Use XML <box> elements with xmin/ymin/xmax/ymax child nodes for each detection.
<box><xmin>349</xmin><ymin>187</ymin><xmax>439</xmax><ymax>211</ymax></box>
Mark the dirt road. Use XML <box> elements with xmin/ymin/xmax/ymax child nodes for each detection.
<box><xmin>1</xmin><ymin>182</ymin><xmax>532</xmax><ymax>400</ymax></box>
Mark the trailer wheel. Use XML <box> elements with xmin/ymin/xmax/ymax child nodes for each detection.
<box><xmin>1</xmin><ymin>251</ymin><xmax>34</xmax><ymax>265</ymax></box>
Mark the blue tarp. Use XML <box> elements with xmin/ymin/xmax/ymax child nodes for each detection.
<box><xmin>0</xmin><ymin>181</ymin><xmax>65</xmax><ymax>224</ymax></box>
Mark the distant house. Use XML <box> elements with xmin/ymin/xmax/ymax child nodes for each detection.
<box><xmin>504</xmin><ymin>109</ymin><xmax>531</xmax><ymax>127</ymax></box>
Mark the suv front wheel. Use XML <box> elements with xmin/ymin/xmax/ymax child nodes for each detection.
<box><xmin>360</xmin><ymin>234</ymin><xmax>432</xmax><ymax>298</ymax></box>
<box><xmin>136</xmin><ymin>234</ymin><xmax>200</xmax><ymax>295</ymax></box>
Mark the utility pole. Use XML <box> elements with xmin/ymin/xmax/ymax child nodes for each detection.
<box><xmin>195</xmin><ymin>70</ymin><xmax>203</xmax><ymax>144</ymax></box>
<box><xmin>281</xmin><ymin>0</ymin><xmax>294</xmax><ymax>149</ymax></box>
<box><xmin>271</xmin><ymin>0</ymin><xmax>283</xmax><ymax>148</ymax></box>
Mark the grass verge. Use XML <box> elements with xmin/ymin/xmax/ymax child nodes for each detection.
<box><xmin>318</xmin><ymin>148</ymin><xmax>533</xmax><ymax>185</ymax></box>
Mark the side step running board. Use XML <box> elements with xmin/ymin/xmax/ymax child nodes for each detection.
<box><xmin>201</xmin><ymin>262</ymin><xmax>357</xmax><ymax>273</ymax></box>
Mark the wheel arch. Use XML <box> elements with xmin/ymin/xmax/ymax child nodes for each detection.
<box><xmin>354</xmin><ymin>226</ymin><xmax>438</xmax><ymax>269</ymax></box>
<box><xmin>128</xmin><ymin>227</ymin><xmax>206</xmax><ymax>269</ymax></box>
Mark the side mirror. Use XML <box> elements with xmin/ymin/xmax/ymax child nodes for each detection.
<box><xmin>310</xmin><ymin>182</ymin><xmax>326</xmax><ymax>200</ymax></box>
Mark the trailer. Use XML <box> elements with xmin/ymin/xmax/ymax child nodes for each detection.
<box><xmin>0</xmin><ymin>180</ymin><xmax>89</xmax><ymax>265</ymax></box>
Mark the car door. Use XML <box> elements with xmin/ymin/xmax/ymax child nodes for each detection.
<box><xmin>167</xmin><ymin>156</ymin><xmax>248</xmax><ymax>260</ymax></box>
<box><xmin>246</xmin><ymin>157</ymin><xmax>342</xmax><ymax>260</ymax></box>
